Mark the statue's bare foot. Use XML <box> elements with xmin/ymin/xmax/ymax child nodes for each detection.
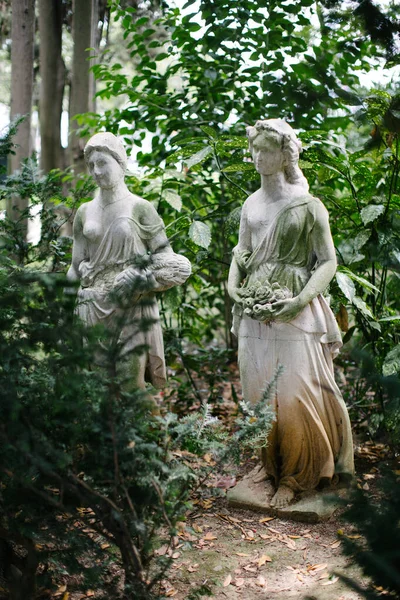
<box><xmin>253</xmin><ymin>466</ymin><xmax>268</xmax><ymax>483</ymax></box>
<box><xmin>270</xmin><ymin>485</ymin><xmax>295</xmax><ymax>508</ymax></box>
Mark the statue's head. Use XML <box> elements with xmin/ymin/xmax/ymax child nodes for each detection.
<box><xmin>84</xmin><ymin>132</ymin><xmax>128</xmax><ymax>172</ymax></box>
<box><xmin>246</xmin><ymin>119</ymin><xmax>308</xmax><ymax>190</ymax></box>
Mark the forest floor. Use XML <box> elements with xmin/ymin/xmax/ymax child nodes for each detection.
<box><xmin>51</xmin><ymin>357</ymin><xmax>393</xmax><ymax>600</ymax></box>
<box><xmin>151</xmin><ymin>358</ymin><xmax>389</xmax><ymax>600</ymax></box>
<box><xmin>154</xmin><ymin>451</ymin><xmax>384</xmax><ymax>600</ymax></box>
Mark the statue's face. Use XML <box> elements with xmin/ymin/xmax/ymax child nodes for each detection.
<box><xmin>252</xmin><ymin>133</ymin><xmax>283</xmax><ymax>176</ymax></box>
<box><xmin>87</xmin><ymin>150</ymin><xmax>124</xmax><ymax>189</ymax></box>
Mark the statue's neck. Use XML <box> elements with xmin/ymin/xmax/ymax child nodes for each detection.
<box><xmin>260</xmin><ymin>172</ymin><xmax>288</xmax><ymax>202</ymax></box>
<box><xmin>98</xmin><ymin>181</ymin><xmax>129</xmax><ymax>206</ymax></box>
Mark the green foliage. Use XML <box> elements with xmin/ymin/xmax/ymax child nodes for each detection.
<box><xmin>0</xmin><ymin>126</ymin><xmax>277</xmax><ymax>598</ymax></box>
<box><xmin>0</xmin><ymin>131</ymin><xmax>194</xmax><ymax>598</ymax></box>
<box><xmin>74</xmin><ymin>0</ymin><xmax>391</xmax><ymax>365</ymax></box>
<box><xmin>340</xmin><ymin>469</ymin><xmax>400</xmax><ymax>599</ymax></box>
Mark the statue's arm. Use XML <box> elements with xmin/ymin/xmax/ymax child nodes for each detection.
<box><xmin>228</xmin><ymin>201</ymin><xmax>250</xmax><ymax>303</ymax></box>
<box><xmin>115</xmin><ymin>201</ymin><xmax>191</xmax><ymax>293</ymax></box>
<box><xmin>67</xmin><ymin>208</ymin><xmax>86</xmax><ymax>283</ymax></box>
<box><xmin>297</xmin><ymin>204</ymin><xmax>337</xmax><ymax>306</ymax></box>
<box><xmin>228</xmin><ymin>257</ymin><xmax>245</xmax><ymax>304</ymax></box>
<box><xmin>273</xmin><ymin>202</ymin><xmax>336</xmax><ymax>321</ymax></box>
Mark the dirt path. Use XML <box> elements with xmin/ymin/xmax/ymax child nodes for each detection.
<box><xmin>162</xmin><ymin>499</ymin><xmax>366</xmax><ymax>600</ymax></box>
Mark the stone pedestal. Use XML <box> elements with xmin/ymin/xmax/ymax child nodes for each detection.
<box><xmin>227</xmin><ymin>467</ymin><xmax>346</xmax><ymax>523</ymax></box>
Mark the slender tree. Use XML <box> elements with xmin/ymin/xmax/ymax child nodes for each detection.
<box><xmin>69</xmin><ymin>0</ymin><xmax>98</xmax><ymax>174</ymax></box>
<box><xmin>38</xmin><ymin>0</ymin><xmax>66</xmax><ymax>173</ymax></box>
<box><xmin>7</xmin><ymin>0</ymin><xmax>35</xmax><ymax>234</ymax></box>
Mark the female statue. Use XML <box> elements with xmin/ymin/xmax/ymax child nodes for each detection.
<box><xmin>67</xmin><ymin>132</ymin><xmax>191</xmax><ymax>388</ymax></box>
<box><xmin>228</xmin><ymin>119</ymin><xmax>354</xmax><ymax>508</ymax></box>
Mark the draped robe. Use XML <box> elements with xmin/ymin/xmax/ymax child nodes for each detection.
<box><xmin>233</xmin><ymin>195</ymin><xmax>354</xmax><ymax>492</ymax></box>
<box><xmin>77</xmin><ymin>214</ymin><xmax>167</xmax><ymax>388</ymax></box>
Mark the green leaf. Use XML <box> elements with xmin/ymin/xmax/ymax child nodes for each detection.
<box><xmin>379</xmin><ymin>315</ymin><xmax>400</xmax><ymax>322</ymax></box>
<box><xmin>162</xmin><ymin>190</ymin><xmax>182</xmax><ymax>212</ymax></box>
<box><xmin>382</xmin><ymin>345</ymin><xmax>400</xmax><ymax>377</ymax></box>
<box><xmin>223</xmin><ymin>163</ymin><xmax>255</xmax><ymax>173</ymax></box>
<box><xmin>189</xmin><ymin>221</ymin><xmax>211</xmax><ymax>249</ymax></box>
<box><xmin>336</xmin><ymin>272</ymin><xmax>356</xmax><ymax>302</ymax></box>
<box><xmin>360</xmin><ymin>204</ymin><xmax>385</xmax><ymax>225</ymax></box>
<box><xmin>353</xmin><ymin>231</ymin><xmax>371</xmax><ymax>251</ymax></box>
<box><xmin>185</xmin><ymin>146</ymin><xmax>212</xmax><ymax>168</ymax></box>
<box><xmin>224</xmin><ymin>206</ymin><xmax>242</xmax><ymax>234</ymax></box>
<box><xmin>200</xmin><ymin>126</ymin><xmax>218</xmax><ymax>139</ymax></box>
<box><xmin>338</xmin><ymin>268</ymin><xmax>380</xmax><ymax>294</ymax></box>
<box><xmin>352</xmin><ymin>296</ymin><xmax>374</xmax><ymax>320</ymax></box>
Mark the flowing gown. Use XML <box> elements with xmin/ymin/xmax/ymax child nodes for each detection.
<box><xmin>232</xmin><ymin>194</ymin><xmax>354</xmax><ymax>492</ymax></box>
<box><xmin>76</xmin><ymin>205</ymin><xmax>181</xmax><ymax>389</ymax></box>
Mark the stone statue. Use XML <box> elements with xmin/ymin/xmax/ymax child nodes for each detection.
<box><xmin>228</xmin><ymin>119</ymin><xmax>354</xmax><ymax>511</ymax></box>
<box><xmin>67</xmin><ymin>132</ymin><xmax>191</xmax><ymax>388</ymax></box>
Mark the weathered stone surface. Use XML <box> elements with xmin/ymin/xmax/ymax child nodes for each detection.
<box><xmin>227</xmin><ymin>119</ymin><xmax>354</xmax><ymax>509</ymax></box>
<box><xmin>67</xmin><ymin>132</ymin><xmax>191</xmax><ymax>389</ymax></box>
<box><xmin>227</xmin><ymin>467</ymin><xmax>345</xmax><ymax>523</ymax></box>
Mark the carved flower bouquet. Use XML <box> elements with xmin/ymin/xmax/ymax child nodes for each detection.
<box><xmin>236</xmin><ymin>279</ymin><xmax>292</xmax><ymax>322</ymax></box>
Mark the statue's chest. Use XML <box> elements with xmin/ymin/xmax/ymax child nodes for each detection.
<box><xmin>83</xmin><ymin>203</ymin><xmax>133</xmax><ymax>245</ymax></box>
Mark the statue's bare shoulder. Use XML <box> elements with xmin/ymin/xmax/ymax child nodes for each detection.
<box><xmin>129</xmin><ymin>194</ymin><xmax>163</xmax><ymax>226</ymax></box>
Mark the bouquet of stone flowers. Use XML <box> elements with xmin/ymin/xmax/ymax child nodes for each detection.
<box><xmin>236</xmin><ymin>279</ymin><xmax>293</xmax><ymax>322</ymax></box>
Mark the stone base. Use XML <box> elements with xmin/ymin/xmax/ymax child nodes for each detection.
<box><xmin>227</xmin><ymin>467</ymin><xmax>346</xmax><ymax>523</ymax></box>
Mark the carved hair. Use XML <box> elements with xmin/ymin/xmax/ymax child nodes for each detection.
<box><xmin>246</xmin><ymin>119</ymin><xmax>308</xmax><ymax>190</ymax></box>
<box><xmin>84</xmin><ymin>132</ymin><xmax>128</xmax><ymax>171</ymax></box>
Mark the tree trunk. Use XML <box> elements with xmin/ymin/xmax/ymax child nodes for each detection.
<box><xmin>69</xmin><ymin>0</ymin><xmax>97</xmax><ymax>174</ymax></box>
<box><xmin>7</xmin><ymin>0</ymin><xmax>35</xmax><ymax>235</ymax></box>
<box><xmin>38</xmin><ymin>0</ymin><xmax>65</xmax><ymax>173</ymax></box>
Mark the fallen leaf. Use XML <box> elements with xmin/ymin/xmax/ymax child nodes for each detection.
<box><xmin>172</xmin><ymin>552</ymin><xmax>181</xmax><ymax>559</ymax></box>
<box><xmin>101</xmin><ymin>543</ymin><xmax>110</xmax><ymax>550</ymax></box>
<box><xmin>321</xmin><ymin>576</ymin><xmax>339</xmax><ymax>586</ymax></box>
<box><xmin>204</xmin><ymin>532</ymin><xmax>217</xmax><ymax>541</ymax></box>
<box><xmin>235</xmin><ymin>552</ymin><xmax>250</xmax><ymax>557</ymax></box>
<box><xmin>331</xmin><ymin>540</ymin><xmax>341</xmax><ymax>549</ymax></box>
<box><xmin>309</xmin><ymin>563</ymin><xmax>328</xmax><ymax>573</ymax></box>
<box><xmin>346</xmin><ymin>534</ymin><xmax>361</xmax><ymax>540</ymax></box>
<box><xmin>243</xmin><ymin>565</ymin><xmax>257</xmax><ymax>573</ymax></box>
<box><xmin>223</xmin><ymin>574</ymin><xmax>232</xmax><ymax>587</ymax></box>
<box><xmin>256</xmin><ymin>575</ymin><xmax>266</xmax><ymax>587</ymax></box>
<box><xmin>318</xmin><ymin>572</ymin><xmax>330</xmax><ymax>580</ymax></box>
<box><xmin>62</xmin><ymin>594</ymin><xmax>70</xmax><ymax>600</ymax></box>
<box><xmin>155</xmin><ymin>544</ymin><xmax>169</xmax><ymax>556</ymax></box>
<box><xmin>165</xmin><ymin>589</ymin><xmax>178</xmax><ymax>597</ymax></box>
<box><xmin>235</xmin><ymin>578</ymin><xmax>245</xmax><ymax>587</ymax></box>
<box><xmin>297</xmin><ymin>574</ymin><xmax>304</xmax><ymax>582</ymax></box>
<box><xmin>258</xmin><ymin>554</ymin><xmax>272</xmax><ymax>567</ymax></box>
<box><xmin>85</xmin><ymin>593</ymin><xmax>95</xmax><ymax>598</ymax></box>
<box><xmin>213</xmin><ymin>476</ymin><xmax>236</xmax><ymax>489</ymax></box>
<box><xmin>259</xmin><ymin>517</ymin><xmax>275</xmax><ymax>523</ymax></box>
<box><xmin>187</xmin><ymin>564</ymin><xmax>199</xmax><ymax>572</ymax></box>
<box><xmin>284</xmin><ymin>538</ymin><xmax>297</xmax><ymax>550</ymax></box>
<box><xmin>228</xmin><ymin>516</ymin><xmax>242</xmax><ymax>523</ymax></box>
<box><xmin>55</xmin><ymin>586</ymin><xmax>67</xmax><ymax>596</ymax></box>
<box><xmin>246</xmin><ymin>530</ymin><xmax>255</xmax><ymax>539</ymax></box>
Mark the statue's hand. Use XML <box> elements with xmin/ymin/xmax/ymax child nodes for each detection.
<box><xmin>271</xmin><ymin>296</ymin><xmax>306</xmax><ymax>322</ymax></box>
<box><xmin>113</xmin><ymin>267</ymin><xmax>156</xmax><ymax>296</ymax></box>
<box><xmin>228</xmin><ymin>286</ymin><xmax>242</xmax><ymax>305</ymax></box>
